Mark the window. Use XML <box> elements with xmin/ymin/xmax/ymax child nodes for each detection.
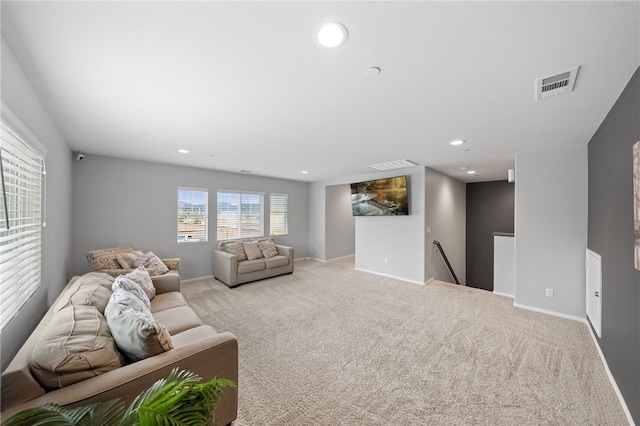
<box><xmin>270</xmin><ymin>193</ymin><xmax>288</xmax><ymax>235</ymax></box>
<box><xmin>177</xmin><ymin>187</ymin><xmax>208</xmax><ymax>243</ymax></box>
<box><xmin>217</xmin><ymin>191</ymin><xmax>264</xmax><ymax>240</ymax></box>
<box><xmin>0</xmin><ymin>122</ymin><xmax>44</xmax><ymax>330</ymax></box>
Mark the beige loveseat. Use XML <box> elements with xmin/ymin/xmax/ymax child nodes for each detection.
<box><xmin>214</xmin><ymin>238</ymin><xmax>294</xmax><ymax>287</ymax></box>
<box><xmin>0</xmin><ymin>272</ymin><xmax>238</xmax><ymax>425</ymax></box>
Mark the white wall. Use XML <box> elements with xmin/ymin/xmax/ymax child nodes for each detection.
<box><xmin>308</xmin><ymin>182</ymin><xmax>326</xmax><ymax>260</ymax></box>
<box><xmin>325</xmin><ymin>184</ymin><xmax>355</xmax><ymax>260</ymax></box>
<box><xmin>72</xmin><ymin>155</ymin><xmax>309</xmax><ymax>279</ymax></box>
<box><xmin>1</xmin><ymin>33</ymin><xmax>74</xmax><ymax>369</ymax></box>
<box><xmin>514</xmin><ymin>145</ymin><xmax>588</xmax><ymax>319</ymax></box>
<box><xmin>424</xmin><ymin>168</ymin><xmax>466</xmax><ymax>284</ymax></box>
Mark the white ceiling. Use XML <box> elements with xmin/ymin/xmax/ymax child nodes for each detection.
<box><xmin>2</xmin><ymin>1</ymin><xmax>639</xmax><ymax>183</ymax></box>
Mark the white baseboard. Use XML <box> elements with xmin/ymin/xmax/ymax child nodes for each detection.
<box><xmin>354</xmin><ymin>267</ymin><xmax>425</xmax><ymax>286</ymax></box>
<box><xmin>512</xmin><ymin>302</ymin><xmax>586</xmax><ymax>323</ymax></box>
<box><xmin>326</xmin><ymin>254</ymin><xmax>355</xmax><ymax>262</ymax></box>
<box><xmin>308</xmin><ymin>257</ymin><xmax>326</xmax><ymax>263</ymax></box>
<box><xmin>425</xmin><ymin>277</ymin><xmax>436</xmax><ymax>285</ymax></box>
<box><xmin>586</xmin><ymin>323</ymin><xmax>635</xmax><ymax>425</ymax></box>
<box><xmin>493</xmin><ymin>290</ymin><xmax>514</xmax><ymax>298</ymax></box>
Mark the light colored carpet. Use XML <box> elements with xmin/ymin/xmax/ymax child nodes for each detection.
<box><xmin>182</xmin><ymin>258</ymin><xmax>628</xmax><ymax>425</ymax></box>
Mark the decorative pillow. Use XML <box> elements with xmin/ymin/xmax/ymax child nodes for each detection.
<box><xmin>30</xmin><ymin>305</ymin><xmax>123</xmax><ymax>388</ymax></box>
<box><xmin>242</xmin><ymin>241</ymin><xmax>264</xmax><ymax>260</ymax></box>
<box><xmin>115</xmin><ymin>250</ymin><xmax>144</xmax><ymax>269</ymax></box>
<box><xmin>132</xmin><ymin>251</ymin><xmax>169</xmax><ymax>276</ymax></box>
<box><xmin>86</xmin><ymin>246</ymin><xmax>134</xmax><ymax>271</ymax></box>
<box><xmin>54</xmin><ymin>273</ymin><xmax>115</xmax><ymax>314</ymax></box>
<box><xmin>122</xmin><ymin>266</ymin><xmax>156</xmax><ymax>300</ymax></box>
<box><xmin>104</xmin><ymin>286</ymin><xmax>150</xmax><ymax>318</ymax></box>
<box><xmin>258</xmin><ymin>239</ymin><xmax>279</xmax><ymax>258</ymax></box>
<box><xmin>106</xmin><ymin>303</ymin><xmax>173</xmax><ymax>363</ymax></box>
<box><xmin>224</xmin><ymin>241</ymin><xmax>247</xmax><ymax>261</ymax></box>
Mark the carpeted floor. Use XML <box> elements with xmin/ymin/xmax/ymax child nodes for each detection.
<box><xmin>182</xmin><ymin>258</ymin><xmax>628</xmax><ymax>425</ymax></box>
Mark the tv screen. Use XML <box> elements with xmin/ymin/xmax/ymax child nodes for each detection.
<box><xmin>350</xmin><ymin>175</ymin><xmax>409</xmax><ymax>216</ymax></box>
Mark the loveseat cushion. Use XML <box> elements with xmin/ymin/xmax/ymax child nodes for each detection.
<box><xmin>242</xmin><ymin>241</ymin><xmax>264</xmax><ymax>260</ymax></box>
<box><xmin>29</xmin><ymin>305</ymin><xmax>123</xmax><ymax>389</ymax></box>
<box><xmin>258</xmin><ymin>239</ymin><xmax>279</xmax><ymax>258</ymax></box>
<box><xmin>265</xmin><ymin>255</ymin><xmax>290</xmax><ymax>269</ymax></box>
<box><xmin>221</xmin><ymin>241</ymin><xmax>248</xmax><ymax>261</ymax></box>
<box><xmin>238</xmin><ymin>259</ymin><xmax>266</xmax><ymax>274</ymax></box>
<box><xmin>53</xmin><ymin>273</ymin><xmax>114</xmax><ymax>314</ymax></box>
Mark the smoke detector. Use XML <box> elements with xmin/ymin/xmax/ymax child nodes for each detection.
<box><xmin>535</xmin><ymin>66</ymin><xmax>579</xmax><ymax>100</ymax></box>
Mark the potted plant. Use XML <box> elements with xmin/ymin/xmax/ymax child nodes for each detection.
<box><xmin>4</xmin><ymin>369</ymin><xmax>234</xmax><ymax>426</ymax></box>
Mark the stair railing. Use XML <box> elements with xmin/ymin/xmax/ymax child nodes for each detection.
<box><xmin>433</xmin><ymin>240</ymin><xmax>460</xmax><ymax>285</ymax></box>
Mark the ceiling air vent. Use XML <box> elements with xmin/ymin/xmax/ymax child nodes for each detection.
<box><xmin>535</xmin><ymin>66</ymin><xmax>579</xmax><ymax>100</ymax></box>
<box><xmin>367</xmin><ymin>159</ymin><xmax>418</xmax><ymax>171</ymax></box>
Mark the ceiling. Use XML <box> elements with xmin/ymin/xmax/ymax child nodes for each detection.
<box><xmin>2</xmin><ymin>1</ymin><xmax>638</xmax><ymax>183</ymax></box>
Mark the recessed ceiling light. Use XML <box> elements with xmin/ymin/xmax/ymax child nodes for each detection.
<box><xmin>301</xmin><ymin>171</ymin><xmax>309</xmax><ymax>174</ymax></box>
<box><xmin>366</xmin><ymin>67</ymin><xmax>381</xmax><ymax>76</ymax></box>
<box><xmin>178</xmin><ymin>149</ymin><xmax>190</xmax><ymax>154</ymax></box>
<box><xmin>450</xmin><ymin>140</ymin><xmax>465</xmax><ymax>146</ymax></box>
<box><xmin>467</xmin><ymin>170</ymin><xmax>476</xmax><ymax>175</ymax></box>
<box><xmin>316</xmin><ymin>22</ymin><xmax>348</xmax><ymax>48</ymax></box>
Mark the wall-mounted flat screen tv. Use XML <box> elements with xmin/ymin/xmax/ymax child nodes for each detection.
<box><xmin>350</xmin><ymin>175</ymin><xmax>409</xmax><ymax>216</ymax></box>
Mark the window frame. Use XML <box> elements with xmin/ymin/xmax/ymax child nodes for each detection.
<box><xmin>217</xmin><ymin>190</ymin><xmax>265</xmax><ymax>241</ymax></box>
<box><xmin>177</xmin><ymin>186</ymin><xmax>209</xmax><ymax>244</ymax></box>
<box><xmin>269</xmin><ymin>193</ymin><xmax>288</xmax><ymax>236</ymax></box>
<box><xmin>0</xmin><ymin>118</ymin><xmax>45</xmax><ymax>330</ymax></box>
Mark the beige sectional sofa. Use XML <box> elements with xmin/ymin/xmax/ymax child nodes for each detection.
<box><xmin>0</xmin><ymin>272</ymin><xmax>238</xmax><ymax>425</ymax></box>
<box><xmin>214</xmin><ymin>238</ymin><xmax>294</xmax><ymax>287</ymax></box>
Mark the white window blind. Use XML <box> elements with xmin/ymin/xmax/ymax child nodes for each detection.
<box><xmin>0</xmin><ymin>122</ymin><xmax>43</xmax><ymax>330</ymax></box>
<box><xmin>217</xmin><ymin>191</ymin><xmax>264</xmax><ymax>240</ymax></box>
<box><xmin>177</xmin><ymin>187</ymin><xmax>208</xmax><ymax>243</ymax></box>
<box><xmin>270</xmin><ymin>193</ymin><xmax>288</xmax><ymax>236</ymax></box>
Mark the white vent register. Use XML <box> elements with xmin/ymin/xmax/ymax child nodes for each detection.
<box><xmin>536</xmin><ymin>66</ymin><xmax>579</xmax><ymax>100</ymax></box>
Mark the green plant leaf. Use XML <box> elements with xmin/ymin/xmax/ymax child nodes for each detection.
<box><xmin>4</xmin><ymin>399</ymin><xmax>124</xmax><ymax>426</ymax></box>
<box><xmin>121</xmin><ymin>368</ymin><xmax>235</xmax><ymax>426</ymax></box>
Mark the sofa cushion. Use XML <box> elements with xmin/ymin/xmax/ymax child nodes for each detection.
<box><xmin>152</xmin><ymin>306</ymin><xmax>202</xmax><ymax>335</ymax></box>
<box><xmin>242</xmin><ymin>241</ymin><xmax>264</xmax><ymax>260</ymax></box>
<box><xmin>258</xmin><ymin>239</ymin><xmax>279</xmax><ymax>258</ymax></box>
<box><xmin>265</xmin><ymin>255</ymin><xmax>290</xmax><ymax>269</ymax></box>
<box><xmin>132</xmin><ymin>251</ymin><xmax>170</xmax><ymax>275</ymax></box>
<box><xmin>150</xmin><ymin>292</ymin><xmax>187</xmax><ymax>313</ymax></box>
<box><xmin>111</xmin><ymin>276</ymin><xmax>151</xmax><ymax>310</ymax></box>
<box><xmin>115</xmin><ymin>250</ymin><xmax>144</xmax><ymax>269</ymax></box>
<box><xmin>222</xmin><ymin>241</ymin><xmax>248</xmax><ymax>261</ymax></box>
<box><xmin>238</xmin><ymin>259</ymin><xmax>266</xmax><ymax>274</ymax></box>
<box><xmin>53</xmin><ymin>273</ymin><xmax>114</xmax><ymax>314</ymax></box>
<box><xmin>29</xmin><ymin>305</ymin><xmax>123</xmax><ymax>389</ymax></box>
<box><xmin>122</xmin><ymin>266</ymin><xmax>156</xmax><ymax>300</ymax></box>
<box><xmin>86</xmin><ymin>246</ymin><xmax>135</xmax><ymax>271</ymax></box>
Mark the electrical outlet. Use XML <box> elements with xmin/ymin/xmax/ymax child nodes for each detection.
<box><xmin>545</xmin><ymin>288</ymin><xmax>554</xmax><ymax>297</ymax></box>
<box><xmin>384</xmin><ymin>257</ymin><xmax>388</xmax><ymax>264</ymax></box>
<box><xmin>426</xmin><ymin>227</ymin><xmax>431</xmax><ymax>234</ymax></box>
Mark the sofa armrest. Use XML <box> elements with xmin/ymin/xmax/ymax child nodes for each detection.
<box><xmin>276</xmin><ymin>245</ymin><xmax>294</xmax><ymax>262</ymax></box>
<box><xmin>0</xmin><ymin>328</ymin><xmax>239</xmax><ymax>425</ymax></box>
<box><xmin>213</xmin><ymin>250</ymin><xmax>237</xmax><ymax>287</ymax></box>
<box><xmin>152</xmin><ymin>271</ymin><xmax>181</xmax><ymax>294</ymax></box>
<box><xmin>97</xmin><ymin>268</ymin><xmax>133</xmax><ymax>277</ymax></box>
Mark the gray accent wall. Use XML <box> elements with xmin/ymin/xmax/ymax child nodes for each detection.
<box><xmin>466</xmin><ymin>181</ymin><xmax>514</xmax><ymax>291</ymax></box>
<box><xmin>587</xmin><ymin>66</ymin><xmax>639</xmax><ymax>424</ymax></box>
<box><xmin>514</xmin><ymin>145</ymin><xmax>588</xmax><ymax>319</ymax></box>
<box><xmin>71</xmin><ymin>155</ymin><xmax>309</xmax><ymax>280</ymax></box>
<box><xmin>1</xmin><ymin>33</ymin><xmax>73</xmax><ymax>370</ymax></box>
